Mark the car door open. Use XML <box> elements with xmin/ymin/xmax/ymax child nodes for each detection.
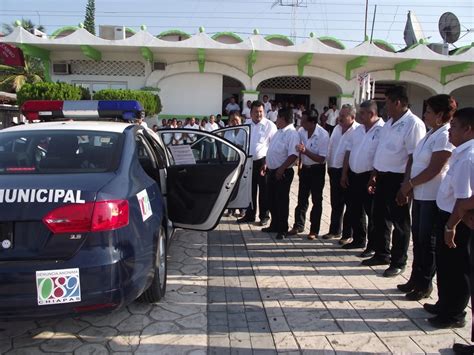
<box><xmin>213</xmin><ymin>125</ymin><xmax>252</xmax><ymax>209</ymax></box>
<box><xmin>157</xmin><ymin>128</ymin><xmax>247</xmax><ymax>231</ymax></box>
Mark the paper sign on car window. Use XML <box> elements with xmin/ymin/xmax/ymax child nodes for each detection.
<box><xmin>168</xmin><ymin>145</ymin><xmax>196</xmax><ymax>165</ymax></box>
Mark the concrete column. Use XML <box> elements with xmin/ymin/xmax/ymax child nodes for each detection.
<box><xmin>241</xmin><ymin>90</ymin><xmax>260</xmax><ymax>106</ymax></box>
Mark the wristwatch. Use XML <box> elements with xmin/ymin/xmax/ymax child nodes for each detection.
<box><xmin>444</xmin><ymin>224</ymin><xmax>455</xmax><ymax>233</ymax></box>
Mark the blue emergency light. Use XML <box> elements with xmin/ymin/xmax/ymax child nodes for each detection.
<box><xmin>21</xmin><ymin>100</ymin><xmax>144</xmax><ymax>122</ymax></box>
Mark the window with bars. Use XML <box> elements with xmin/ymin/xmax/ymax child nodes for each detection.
<box><xmin>70</xmin><ymin>60</ymin><xmax>145</xmax><ymax>77</ymax></box>
<box><xmin>257</xmin><ymin>76</ymin><xmax>311</xmax><ymax>90</ymax></box>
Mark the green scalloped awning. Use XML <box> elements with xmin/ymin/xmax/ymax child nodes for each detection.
<box><xmin>372</xmin><ymin>39</ymin><xmax>396</xmax><ymax>53</ymax></box>
<box><xmin>318</xmin><ymin>36</ymin><xmax>346</xmax><ymax>50</ymax></box>
<box><xmin>264</xmin><ymin>34</ymin><xmax>294</xmax><ymax>46</ymax></box>
<box><xmin>50</xmin><ymin>26</ymin><xmax>79</xmax><ymax>39</ymax></box>
<box><xmin>157</xmin><ymin>29</ymin><xmax>191</xmax><ymax>40</ymax></box>
<box><xmin>125</xmin><ymin>27</ymin><xmax>136</xmax><ymax>35</ymax></box>
<box><xmin>452</xmin><ymin>44</ymin><xmax>473</xmax><ymax>56</ymax></box>
<box><xmin>211</xmin><ymin>32</ymin><xmax>243</xmax><ymax>43</ymax></box>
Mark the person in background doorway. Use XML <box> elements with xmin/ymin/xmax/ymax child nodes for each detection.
<box><xmin>216</xmin><ymin>114</ymin><xmax>225</xmax><ymax>128</ymax></box>
<box><xmin>326</xmin><ymin>104</ymin><xmax>339</xmax><ymax>135</ymax></box>
<box><xmin>319</xmin><ymin>106</ymin><xmax>329</xmax><ymax>131</ymax></box>
<box><xmin>262</xmin><ymin>95</ymin><xmax>272</xmax><ymax>115</ymax></box>
<box><xmin>225</xmin><ymin>97</ymin><xmax>240</xmax><ymax>116</ymax></box>
<box><xmin>267</xmin><ymin>103</ymin><xmax>279</xmax><ymax>123</ymax></box>
<box><xmin>242</xmin><ymin>100</ymin><xmax>252</xmax><ymax>120</ymax></box>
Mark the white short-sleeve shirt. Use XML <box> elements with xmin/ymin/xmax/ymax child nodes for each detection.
<box><xmin>245</xmin><ymin>117</ymin><xmax>277</xmax><ymax>160</ymax></box>
<box><xmin>266</xmin><ymin>124</ymin><xmax>300</xmax><ymax>170</ymax></box>
<box><xmin>267</xmin><ymin>110</ymin><xmax>278</xmax><ymax>123</ymax></box>
<box><xmin>225</xmin><ymin>103</ymin><xmax>240</xmax><ymax>113</ymax></box>
<box><xmin>242</xmin><ymin>107</ymin><xmax>251</xmax><ymax>119</ymax></box>
<box><xmin>326</xmin><ymin>109</ymin><xmax>339</xmax><ymax>127</ymax></box>
<box><xmin>299</xmin><ymin>125</ymin><xmax>330</xmax><ymax>166</ymax></box>
<box><xmin>436</xmin><ymin>139</ymin><xmax>474</xmax><ymax>213</ymax></box>
<box><xmin>347</xmin><ymin>119</ymin><xmax>384</xmax><ymax>173</ymax></box>
<box><xmin>327</xmin><ymin>122</ymin><xmax>359</xmax><ymax>169</ymax></box>
<box><xmin>411</xmin><ymin>124</ymin><xmax>454</xmax><ymax>201</ymax></box>
<box><xmin>184</xmin><ymin>123</ymin><xmax>200</xmax><ymax>141</ymax></box>
<box><xmin>263</xmin><ymin>101</ymin><xmax>272</xmax><ymax>114</ymax></box>
<box><xmin>373</xmin><ymin>109</ymin><xmax>426</xmax><ymax>173</ymax></box>
<box><xmin>204</xmin><ymin>122</ymin><xmax>219</xmax><ymax>132</ymax></box>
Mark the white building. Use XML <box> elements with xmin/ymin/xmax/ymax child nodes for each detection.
<box><xmin>1</xmin><ymin>25</ymin><xmax>473</xmax><ymax>119</ymax></box>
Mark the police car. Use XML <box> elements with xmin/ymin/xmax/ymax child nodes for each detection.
<box><xmin>0</xmin><ymin>100</ymin><xmax>251</xmax><ymax>319</ymax></box>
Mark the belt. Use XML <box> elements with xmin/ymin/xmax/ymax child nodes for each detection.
<box><xmin>377</xmin><ymin>171</ymin><xmax>404</xmax><ymax>176</ymax></box>
<box><xmin>301</xmin><ymin>164</ymin><xmax>324</xmax><ymax>169</ymax></box>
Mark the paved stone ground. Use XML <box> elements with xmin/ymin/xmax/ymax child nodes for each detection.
<box><xmin>0</xmin><ymin>169</ymin><xmax>472</xmax><ymax>354</ymax></box>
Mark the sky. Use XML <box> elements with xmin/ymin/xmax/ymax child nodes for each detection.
<box><xmin>1</xmin><ymin>0</ymin><xmax>473</xmax><ymax>50</ymax></box>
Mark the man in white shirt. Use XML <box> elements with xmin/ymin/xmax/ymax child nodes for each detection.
<box><xmin>262</xmin><ymin>95</ymin><xmax>272</xmax><ymax>115</ymax></box>
<box><xmin>184</xmin><ymin>116</ymin><xmax>200</xmax><ymax>143</ymax></box>
<box><xmin>287</xmin><ymin>110</ymin><xmax>329</xmax><ymax>240</ymax></box>
<box><xmin>238</xmin><ymin>101</ymin><xmax>277</xmax><ymax>225</ymax></box>
<box><xmin>225</xmin><ymin>97</ymin><xmax>240</xmax><ymax>116</ymax></box>
<box><xmin>267</xmin><ymin>103</ymin><xmax>279</xmax><ymax>123</ymax></box>
<box><xmin>323</xmin><ymin>104</ymin><xmax>359</xmax><ymax>244</ymax></box>
<box><xmin>362</xmin><ymin>86</ymin><xmax>425</xmax><ymax>278</ymax></box>
<box><xmin>326</xmin><ymin>104</ymin><xmax>339</xmax><ymax>136</ymax></box>
<box><xmin>241</xmin><ymin>100</ymin><xmax>252</xmax><ymax>120</ymax></box>
<box><xmin>203</xmin><ymin>115</ymin><xmax>219</xmax><ymax>159</ymax></box>
<box><xmin>425</xmin><ymin>107</ymin><xmax>474</xmax><ymax>329</ymax></box>
<box><xmin>263</xmin><ymin>108</ymin><xmax>300</xmax><ymax>239</ymax></box>
<box><xmin>340</xmin><ymin>100</ymin><xmax>384</xmax><ymax>255</ymax></box>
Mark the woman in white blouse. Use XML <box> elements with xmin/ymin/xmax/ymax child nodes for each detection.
<box><xmin>396</xmin><ymin>94</ymin><xmax>457</xmax><ymax>301</ymax></box>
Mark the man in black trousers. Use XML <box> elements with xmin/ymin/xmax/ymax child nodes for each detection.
<box><xmin>362</xmin><ymin>86</ymin><xmax>425</xmax><ymax>277</ymax></box>
<box><xmin>238</xmin><ymin>101</ymin><xmax>277</xmax><ymax>226</ymax></box>
<box><xmin>288</xmin><ymin>110</ymin><xmax>329</xmax><ymax>240</ymax></box>
<box><xmin>262</xmin><ymin>108</ymin><xmax>300</xmax><ymax>239</ymax></box>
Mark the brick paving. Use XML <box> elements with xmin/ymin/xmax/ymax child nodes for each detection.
<box><xmin>0</xmin><ymin>168</ymin><xmax>471</xmax><ymax>354</ymax></box>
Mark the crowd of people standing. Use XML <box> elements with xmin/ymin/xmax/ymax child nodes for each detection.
<box><xmin>223</xmin><ymin>87</ymin><xmax>473</xmax><ymax>353</ymax></box>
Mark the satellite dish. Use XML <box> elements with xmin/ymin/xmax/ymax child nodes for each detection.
<box><xmin>439</xmin><ymin>12</ymin><xmax>461</xmax><ymax>43</ymax></box>
<box><xmin>404</xmin><ymin>11</ymin><xmax>426</xmax><ymax>47</ymax></box>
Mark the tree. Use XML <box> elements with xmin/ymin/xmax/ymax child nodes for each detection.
<box><xmin>2</xmin><ymin>18</ymin><xmax>45</xmax><ymax>35</ymax></box>
<box><xmin>84</xmin><ymin>0</ymin><xmax>96</xmax><ymax>35</ymax></box>
<box><xmin>0</xmin><ymin>59</ymin><xmax>44</xmax><ymax>93</ymax></box>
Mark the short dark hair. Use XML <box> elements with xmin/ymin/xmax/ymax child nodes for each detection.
<box><xmin>385</xmin><ymin>86</ymin><xmax>409</xmax><ymax>107</ymax></box>
<box><xmin>251</xmin><ymin>100</ymin><xmax>264</xmax><ymax>111</ymax></box>
<box><xmin>453</xmin><ymin>107</ymin><xmax>474</xmax><ymax>129</ymax></box>
<box><xmin>359</xmin><ymin>100</ymin><xmax>378</xmax><ymax>115</ymax></box>
<box><xmin>302</xmin><ymin>110</ymin><xmax>318</xmax><ymax>124</ymax></box>
<box><xmin>277</xmin><ymin>108</ymin><xmax>293</xmax><ymax>124</ymax></box>
<box><xmin>426</xmin><ymin>94</ymin><xmax>457</xmax><ymax>123</ymax></box>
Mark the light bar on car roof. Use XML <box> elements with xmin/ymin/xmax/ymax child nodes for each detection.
<box><xmin>21</xmin><ymin>100</ymin><xmax>143</xmax><ymax>122</ymax></box>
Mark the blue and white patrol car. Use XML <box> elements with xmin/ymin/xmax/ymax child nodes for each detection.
<box><xmin>0</xmin><ymin>100</ymin><xmax>251</xmax><ymax>319</ymax></box>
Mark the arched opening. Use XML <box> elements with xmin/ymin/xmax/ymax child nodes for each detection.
<box><xmin>451</xmin><ymin>85</ymin><xmax>474</xmax><ymax>109</ymax></box>
<box><xmin>372</xmin><ymin>81</ymin><xmax>434</xmax><ymax>119</ymax></box>
<box><xmin>223</xmin><ymin>76</ymin><xmax>245</xmax><ymax>114</ymax></box>
<box><xmin>256</xmin><ymin>76</ymin><xmax>341</xmax><ymax>115</ymax></box>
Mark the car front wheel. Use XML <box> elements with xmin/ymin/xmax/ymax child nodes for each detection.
<box><xmin>141</xmin><ymin>225</ymin><xmax>167</xmax><ymax>302</ymax></box>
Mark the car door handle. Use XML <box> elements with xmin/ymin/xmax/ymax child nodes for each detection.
<box><xmin>225</xmin><ymin>182</ymin><xmax>233</xmax><ymax>189</ymax></box>
<box><xmin>178</xmin><ymin>168</ymin><xmax>187</xmax><ymax>174</ymax></box>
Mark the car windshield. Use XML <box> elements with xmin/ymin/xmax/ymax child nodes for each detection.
<box><xmin>0</xmin><ymin>130</ymin><xmax>123</xmax><ymax>174</ymax></box>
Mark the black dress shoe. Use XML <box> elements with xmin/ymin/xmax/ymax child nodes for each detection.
<box><xmin>359</xmin><ymin>249</ymin><xmax>375</xmax><ymax>258</ymax></box>
<box><xmin>361</xmin><ymin>256</ymin><xmax>390</xmax><ymax>266</ymax></box>
<box><xmin>405</xmin><ymin>287</ymin><xmax>432</xmax><ymax>301</ymax></box>
<box><xmin>383</xmin><ymin>266</ymin><xmax>405</xmax><ymax>277</ymax></box>
<box><xmin>423</xmin><ymin>303</ymin><xmax>441</xmax><ymax>315</ymax></box>
<box><xmin>262</xmin><ymin>226</ymin><xmax>277</xmax><ymax>233</ymax></box>
<box><xmin>452</xmin><ymin>343</ymin><xmax>474</xmax><ymax>354</ymax></box>
<box><xmin>397</xmin><ymin>280</ymin><xmax>416</xmax><ymax>293</ymax></box>
<box><xmin>428</xmin><ymin>315</ymin><xmax>466</xmax><ymax>329</ymax></box>
<box><xmin>257</xmin><ymin>218</ymin><xmax>270</xmax><ymax>226</ymax></box>
<box><xmin>342</xmin><ymin>241</ymin><xmax>365</xmax><ymax>249</ymax></box>
<box><xmin>275</xmin><ymin>233</ymin><xmax>286</xmax><ymax>240</ymax></box>
<box><xmin>287</xmin><ymin>227</ymin><xmax>304</xmax><ymax>236</ymax></box>
<box><xmin>237</xmin><ymin>215</ymin><xmax>255</xmax><ymax>224</ymax></box>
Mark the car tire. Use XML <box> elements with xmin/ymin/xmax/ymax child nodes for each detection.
<box><xmin>141</xmin><ymin>225</ymin><xmax>167</xmax><ymax>303</ymax></box>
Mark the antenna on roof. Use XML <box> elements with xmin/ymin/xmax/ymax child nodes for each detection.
<box><xmin>270</xmin><ymin>0</ymin><xmax>307</xmax><ymax>43</ymax></box>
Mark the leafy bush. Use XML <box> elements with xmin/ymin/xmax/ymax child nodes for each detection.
<box><xmin>17</xmin><ymin>82</ymin><xmax>88</xmax><ymax>106</ymax></box>
<box><xmin>93</xmin><ymin>89</ymin><xmax>162</xmax><ymax>115</ymax></box>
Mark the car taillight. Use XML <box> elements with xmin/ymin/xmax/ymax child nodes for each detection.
<box><xmin>43</xmin><ymin>200</ymin><xmax>129</xmax><ymax>234</ymax></box>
